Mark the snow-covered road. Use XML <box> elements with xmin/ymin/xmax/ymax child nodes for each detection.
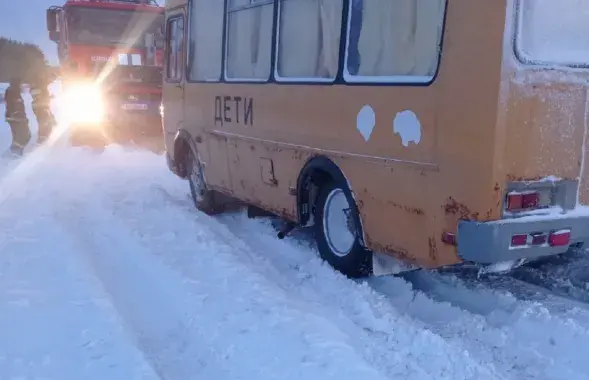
<box><xmin>1</xmin><ymin>145</ymin><xmax>589</xmax><ymax>379</ymax></box>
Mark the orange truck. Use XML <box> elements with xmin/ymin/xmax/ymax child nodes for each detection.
<box><xmin>46</xmin><ymin>0</ymin><xmax>165</xmax><ymax>146</ymax></box>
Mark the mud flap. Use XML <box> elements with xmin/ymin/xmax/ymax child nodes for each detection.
<box><xmin>372</xmin><ymin>251</ymin><xmax>417</xmax><ymax>276</ymax></box>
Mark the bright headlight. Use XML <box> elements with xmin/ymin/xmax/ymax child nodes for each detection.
<box><xmin>63</xmin><ymin>83</ymin><xmax>104</xmax><ymax>124</ymax></box>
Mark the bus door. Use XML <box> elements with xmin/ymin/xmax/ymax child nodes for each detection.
<box><xmin>163</xmin><ymin>10</ymin><xmax>185</xmax><ymax>149</ymax></box>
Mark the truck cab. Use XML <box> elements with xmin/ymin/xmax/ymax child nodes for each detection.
<box><xmin>46</xmin><ymin>0</ymin><xmax>165</xmax><ymax>146</ymax></box>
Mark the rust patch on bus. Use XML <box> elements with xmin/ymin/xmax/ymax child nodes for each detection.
<box><xmin>292</xmin><ymin>150</ymin><xmax>305</xmax><ymax>161</ymax></box>
<box><xmin>484</xmin><ymin>208</ymin><xmax>494</xmax><ymax>219</ymax></box>
<box><xmin>428</xmin><ymin>237</ymin><xmax>437</xmax><ymax>262</ymax></box>
<box><xmin>506</xmin><ymin>174</ymin><xmax>548</xmax><ymax>182</ymax></box>
<box><xmin>388</xmin><ymin>201</ymin><xmax>425</xmax><ymax>216</ymax></box>
<box><xmin>367</xmin><ymin>239</ymin><xmax>419</xmax><ymax>266</ymax></box>
<box><xmin>357</xmin><ymin>199</ymin><xmax>365</xmax><ymax>209</ymax></box>
<box><xmin>444</xmin><ymin>197</ymin><xmax>479</xmax><ymax>220</ymax></box>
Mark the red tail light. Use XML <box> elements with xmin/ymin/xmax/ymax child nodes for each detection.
<box><xmin>441</xmin><ymin>232</ymin><xmax>457</xmax><ymax>245</ymax></box>
<box><xmin>549</xmin><ymin>229</ymin><xmax>571</xmax><ymax>247</ymax></box>
<box><xmin>506</xmin><ymin>191</ymin><xmax>540</xmax><ymax>211</ymax></box>
<box><xmin>511</xmin><ymin>234</ymin><xmax>528</xmax><ymax>246</ymax></box>
<box><xmin>531</xmin><ymin>233</ymin><xmax>547</xmax><ymax>245</ymax></box>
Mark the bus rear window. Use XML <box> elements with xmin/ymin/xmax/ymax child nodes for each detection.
<box><xmin>516</xmin><ymin>0</ymin><xmax>589</xmax><ymax>67</ymax></box>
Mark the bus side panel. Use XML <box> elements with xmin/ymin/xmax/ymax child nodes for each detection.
<box><xmin>333</xmin><ymin>157</ymin><xmax>444</xmax><ymax>268</ymax></box>
<box><xmin>225</xmin><ymin>137</ymin><xmax>309</xmax><ymax>221</ymax></box>
<box><xmin>221</xmin><ymin>135</ymin><xmax>450</xmax><ymax>268</ymax></box>
<box><xmin>205</xmin><ymin>134</ymin><xmax>234</xmax><ymax>193</ymax></box>
<box><xmin>503</xmin><ymin>82</ymin><xmax>585</xmax><ymax>182</ymax></box>
<box><xmin>182</xmin><ymin>84</ymin><xmax>234</xmax><ymax>192</ymax></box>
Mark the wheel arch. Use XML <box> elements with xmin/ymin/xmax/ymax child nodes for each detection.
<box><xmin>172</xmin><ymin>129</ymin><xmax>197</xmax><ymax>179</ymax></box>
<box><xmin>296</xmin><ymin>155</ymin><xmax>366</xmax><ymax>243</ymax></box>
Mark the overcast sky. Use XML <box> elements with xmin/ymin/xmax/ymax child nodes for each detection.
<box><xmin>0</xmin><ymin>0</ymin><xmax>166</xmax><ymax>66</ymax></box>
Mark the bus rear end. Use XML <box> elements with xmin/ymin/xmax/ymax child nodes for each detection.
<box><xmin>457</xmin><ymin>0</ymin><xmax>589</xmax><ymax>269</ymax></box>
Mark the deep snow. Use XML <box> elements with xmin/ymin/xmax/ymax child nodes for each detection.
<box><xmin>2</xmin><ymin>85</ymin><xmax>589</xmax><ymax>379</ymax></box>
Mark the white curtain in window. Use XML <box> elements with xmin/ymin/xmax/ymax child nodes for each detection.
<box><xmin>353</xmin><ymin>0</ymin><xmax>444</xmax><ymax>78</ymax></box>
<box><xmin>277</xmin><ymin>0</ymin><xmax>342</xmax><ymax>78</ymax></box>
<box><xmin>318</xmin><ymin>0</ymin><xmax>343</xmax><ymax>77</ymax></box>
<box><xmin>226</xmin><ymin>3</ymin><xmax>274</xmax><ymax>79</ymax></box>
<box><xmin>189</xmin><ymin>0</ymin><xmax>224</xmax><ymax>80</ymax></box>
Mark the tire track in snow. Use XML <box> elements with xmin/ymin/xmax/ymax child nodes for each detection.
<box><xmin>0</xmin><ymin>185</ymin><xmax>161</xmax><ymax>380</ymax></box>
<box><xmin>55</xmin><ymin>201</ymin><xmax>235</xmax><ymax>380</ymax></box>
<box><xmin>506</xmin><ymin>252</ymin><xmax>589</xmax><ymax>304</ymax></box>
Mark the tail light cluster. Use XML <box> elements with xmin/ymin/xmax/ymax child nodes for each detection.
<box><xmin>510</xmin><ymin>229</ymin><xmax>570</xmax><ymax>248</ymax></box>
<box><xmin>505</xmin><ymin>190</ymin><xmax>551</xmax><ymax>213</ymax></box>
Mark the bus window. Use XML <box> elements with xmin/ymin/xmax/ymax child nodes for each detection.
<box><xmin>225</xmin><ymin>0</ymin><xmax>274</xmax><ymax>80</ymax></box>
<box><xmin>276</xmin><ymin>0</ymin><xmax>343</xmax><ymax>80</ymax></box>
<box><xmin>187</xmin><ymin>0</ymin><xmax>224</xmax><ymax>81</ymax></box>
<box><xmin>345</xmin><ymin>0</ymin><xmax>445</xmax><ymax>82</ymax></box>
<box><xmin>166</xmin><ymin>16</ymin><xmax>184</xmax><ymax>81</ymax></box>
<box><xmin>516</xmin><ymin>0</ymin><xmax>589</xmax><ymax>67</ymax></box>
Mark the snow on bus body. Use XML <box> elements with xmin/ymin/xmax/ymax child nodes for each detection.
<box><xmin>452</xmin><ymin>0</ymin><xmax>589</xmax><ymax>272</ymax></box>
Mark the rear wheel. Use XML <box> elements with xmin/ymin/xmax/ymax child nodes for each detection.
<box><xmin>314</xmin><ymin>180</ymin><xmax>372</xmax><ymax>278</ymax></box>
<box><xmin>187</xmin><ymin>149</ymin><xmax>227</xmax><ymax>215</ymax></box>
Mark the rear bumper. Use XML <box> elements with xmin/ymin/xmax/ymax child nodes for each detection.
<box><xmin>457</xmin><ymin>212</ymin><xmax>589</xmax><ymax>263</ymax></box>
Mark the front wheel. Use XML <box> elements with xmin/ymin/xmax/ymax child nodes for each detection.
<box><xmin>187</xmin><ymin>149</ymin><xmax>227</xmax><ymax>215</ymax></box>
<box><xmin>314</xmin><ymin>180</ymin><xmax>372</xmax><ymax>278</ymax></box>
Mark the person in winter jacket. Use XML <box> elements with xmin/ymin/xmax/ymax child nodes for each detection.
<box><xmin>30</xmin><ymin>76</ymin><xmax>55</xmax><ymax>143</ymax></box>
<box><xmin>4</xmin><ymin>77</ymin><xmax>31</xmax><ymax>155</ymax></box>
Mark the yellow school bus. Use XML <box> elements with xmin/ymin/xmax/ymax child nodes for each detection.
<box><xmin>162</xmin><ymin>0</ymin><xmax>589</xmax><ymax>278</ymax></box>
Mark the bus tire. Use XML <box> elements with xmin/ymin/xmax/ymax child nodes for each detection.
<box><xmin>186</xmin><ymin>149</ymin><xmax>225</xmax><ymax>215</ymax></box>
<box><xmin>314</xmin><ymin>179</ymin><xmax>372</xmax><ymax>278</ymax></box>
